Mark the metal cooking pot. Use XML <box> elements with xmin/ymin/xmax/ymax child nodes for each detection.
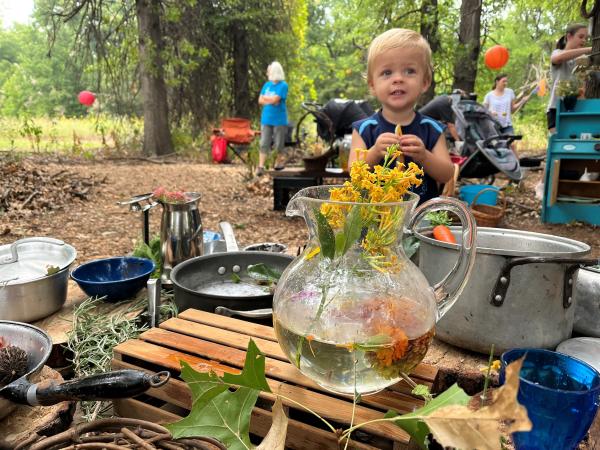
<box><xmin>0</xmin><ymin>238</ymin><xmax>77</xmax><ymax>322</ymax></box>
<box><xmin>414</xmin><ymin>227</ymin><xmax>596</xmax><ymax>354</ymax></box>
<box><xmin>574</xmin><ymin>266</ymin><xmax>600</xmax><ymax>336</ymax></box>
<box><xmin>0</xmin><ymin>320</ymin><xmax>169</xmax><ymax>421</ymax></box>
<box><xmin>170</xmin><ymin>222</ymin><xmax>293</xmax><ymax>319</ymax></box>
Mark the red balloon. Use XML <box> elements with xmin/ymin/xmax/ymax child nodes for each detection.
<box><xmin>78</xmin><ymin>90</ymin><xmax>96</xmax><ymax>106</ymax></box>
<box><xmin>484</xmin><ymin>45</ymin><xmax>509</xmax><ymax>70</ymax></box>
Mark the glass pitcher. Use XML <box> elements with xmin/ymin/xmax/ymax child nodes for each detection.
<box><xmin>272</xmin><ymin>186</ymin><xmax>477</xmax><ymax>395</ymax></box>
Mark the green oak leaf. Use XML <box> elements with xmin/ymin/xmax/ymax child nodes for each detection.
<box><xmin>314</xmin><ymin>208</ymin><xmax>335</xmax><ymax>259</ymax></box>
<box><xmin>247</xmin><ymin>263</ymin><xmax>282</xmax><ymax>284</ymax></box>
<box><xmin>179</xmin><ymin>361</ymin><xmax>228</xmax><ymax>408</ymax></box>
<box><xmin>385</xmin><ymin>384</ymin><xmax>471</xmax><ymax>449</ymax></box>
<box><xmin>166</xmin><ymin>386</ymin><xmax>259</xmax><ymax>450</ymax></box>
<box><xmin>222</xmin><ymin>339</ymin><xmax>272</xmax><ymax>393</ymax></box>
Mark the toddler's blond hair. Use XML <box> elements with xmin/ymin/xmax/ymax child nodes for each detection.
<box><xmin>367</xmin><ymin>28</ymin><xmax>433</xmax><ymax>84</ymax></box>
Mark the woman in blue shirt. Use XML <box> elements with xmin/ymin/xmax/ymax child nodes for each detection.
<box><xmin>257</xmin><ymin>61</ymin><xmax>288</xmax><ymax>175</ymax></box>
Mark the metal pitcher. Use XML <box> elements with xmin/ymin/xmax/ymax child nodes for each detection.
<box><xmin>157</xmin><ymin>192</ymin><xmax>203</xmax><ymax>283</ymax></box>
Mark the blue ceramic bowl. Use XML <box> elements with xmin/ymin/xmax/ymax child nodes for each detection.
<box><xmin>71</xmin><ymin>257</ymin><xmax>155</xmax><ymax>302</ymax></box>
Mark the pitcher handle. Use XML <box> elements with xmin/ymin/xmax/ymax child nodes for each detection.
<box><xmin>407</xmin><ymin>197</ymin><xmax>477</xmax><ymax>320</ymax></box>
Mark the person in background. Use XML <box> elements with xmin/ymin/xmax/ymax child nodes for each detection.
<box><xmin>483</xmin><ymin>74</ymin><xmax>529</xmax><ymax>153</ymax></box>
<box><xmin>547</xmin><ymin>23</ymin><xmax>591</xmax><ymax>133</ymax></box>
<box><xmin>483</xmin><ymin>75</ymin><xmax>517</xmax><ymax>135</ymax></box>
<box><xmin>257</xmin><ymin>61</ymin><xmax>288</xmax><ymax>176</ymax></box>
<box><xmin>348</xmin><ymin>28</ymin><xmax>454</xmax><ymax>204</ymax></box>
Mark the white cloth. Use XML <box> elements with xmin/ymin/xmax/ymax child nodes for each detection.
<box><xmin>483</xmin><ymin>89</ymin><xmax>515</xmax><ymax>128</ymax></box>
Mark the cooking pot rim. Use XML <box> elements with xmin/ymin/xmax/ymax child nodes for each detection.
<box><xmin>0</xmin><ymin>239</ymin><xmax>77</xmax><ymax>285</ymax></box>
<box><xmin>0</xmin><ymin>264</ymin><xmax>71</xmax><ymax>287</ymax></box>
<box><xmin>414</xmin><ymin>226</ymin><xmax>591</xmax><ymax>257</ymax></box>
<box><xmin>170</xmin><ymin>251</ymin><xmax>294</xmax><ymax>300</ymax></box>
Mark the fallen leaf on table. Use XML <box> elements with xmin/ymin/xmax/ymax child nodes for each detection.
<box><xmin>256</xmin><ymin>396</ymin><xmax>288</xmax><ymax>450</ymax></box>
<box><xmin>424</xmin><ymin>357</ymin><xmax>531</xmax><ymax>450</ymax></box>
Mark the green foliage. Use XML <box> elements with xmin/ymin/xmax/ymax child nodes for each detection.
<box><xmin>166</xmin><ymin>339</ymin><xmax>270</xmax><ymax>447</ymax></box>
<box><xmin>0</xmin><ymin>0</ymin><xmax>585</xmax><ymax>153</ymax></box>
<box><xmin>385</xmin><ymin>384</ymin><xmax>471</xmax><ymax>449</ymax></box>
<box><xmin>132</xmin><ymin>235</ymin><xmax>162</xmax><ymax>278</ymax></box>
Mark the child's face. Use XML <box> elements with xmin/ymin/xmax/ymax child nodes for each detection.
<box><xmin>568</xmin><ymin>28</ymin><xmax>589</xmax><ymax>48</ymax></box>
<box><xmin>369</xmin><ymin>47</ymin><xmax>430</xmax><ymax>114</ymax></box>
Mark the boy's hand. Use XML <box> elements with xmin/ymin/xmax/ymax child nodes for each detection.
<box><xmin>399</xmin><ymin>134</ymin><xmax>428</xmax><ymax>164</ymax></box>
<box><xmin>370</xmin><ymin>132</ymin><xmax>402</xmax><ymax>159</ymax></box>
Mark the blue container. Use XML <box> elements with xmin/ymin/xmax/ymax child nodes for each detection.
<box><xmin>203</xmin><ymin>230</ymin><xmax>221</xmax><ymax>242</ymax></box>
<box><xmin>459</xmin><ymin>184</ymin><xmax>499</xmax><ymax>206</ymax></box>
<box><xmin>71</xmin><ymin>256</ymin><xmax>155</xmax><ymax>302</ymax></box>
<box><xmin>501</xmin><ymin>348</ymin><xmax>600</xmax><ymax>450</ymax></box>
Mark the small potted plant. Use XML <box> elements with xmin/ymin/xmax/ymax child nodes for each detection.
<box><xmin>557</xmin><ymin>78</ymin><xmax>582</xmax><ymax>111</ymax></box>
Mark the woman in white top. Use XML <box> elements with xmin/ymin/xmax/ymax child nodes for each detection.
<box><xmin>547</xmin><ymin>23</ymin><xmax>591</xmax><ymax>132</ymax></box>
<box><xmin>483</xmin><ymin>74</ymin><xmax>528</xmax><ymax>135</ymax></box>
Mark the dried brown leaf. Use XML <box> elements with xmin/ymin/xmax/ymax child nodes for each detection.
<box><xmin>256</xmin><ymin>396</ymin><xmax>288</xmax><ymax>450</ymax></box>
<box><xmin>424</xmin><ymin>357</ymin><xmax>532</xmax><ymax>450</ymax></box>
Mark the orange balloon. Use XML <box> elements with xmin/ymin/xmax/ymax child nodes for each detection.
<box><xmin>484</xmin><ymin>45</ymin><xmax>509</xmax><ymax>70</ymax></box>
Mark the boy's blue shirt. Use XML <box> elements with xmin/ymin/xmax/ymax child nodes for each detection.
<box><xmin>260</xmin><ymin>81</ymin><xmax>288</xmax><ymax>126</ymax></box>
<box><xmin>352</xmin><ymin>111</ymin><xmax>446</xmax><ymax>204</ymax></box>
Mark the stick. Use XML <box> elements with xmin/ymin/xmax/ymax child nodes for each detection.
<box><xmin>120</xmin><ymin>427</ymin><xmax>156</xmax><ymax>450</ymax></box>
<box><xmin>20</xmin><ymin>190</ymin><xmax>39</xmax><ymax>209</ymax></box>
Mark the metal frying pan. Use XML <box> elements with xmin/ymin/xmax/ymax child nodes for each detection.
<box><xmin>0</xmin><ymin>321</ymin><xmax>169</xmax><ymax>421</ymax></box>
<box><xmin>170</xmin><ymin>222</ymin><xmax>293</xmax><ymax>319</ymax></box>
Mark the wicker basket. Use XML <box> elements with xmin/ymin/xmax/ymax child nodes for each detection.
<box><xmin>470</xmin><ymin>187</ymin><xmax>506</xmax><ymax>228</ymax></box>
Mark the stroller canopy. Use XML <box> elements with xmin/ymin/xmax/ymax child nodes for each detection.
<box><xmin>318</xmin><ymin>99</ymin><xmax>375</xmax><ymax>142</ymax></box>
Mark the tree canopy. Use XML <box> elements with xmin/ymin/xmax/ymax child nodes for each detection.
<box><xmin>0</xmin><ymin>0</ymin><xmax>585</xmax><ymax>153</ymax></box>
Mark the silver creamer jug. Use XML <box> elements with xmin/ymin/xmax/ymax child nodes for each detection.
<box><xmin>157</xmin><ymin>192</ymin><xmax>203</xmax><ymax>283</ymax></box>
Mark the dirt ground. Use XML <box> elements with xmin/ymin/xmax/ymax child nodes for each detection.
<box><xmin>1</xmin><ymin>156</ymin><xmax>599</xmax><ymax>391</ymax></box>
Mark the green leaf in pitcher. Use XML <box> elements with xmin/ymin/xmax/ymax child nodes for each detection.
<box><xmin>314</xmin><ymin>208</ymin><xmax>335</xmax><ymax>259</ymax></box>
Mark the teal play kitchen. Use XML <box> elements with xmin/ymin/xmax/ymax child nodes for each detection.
<box><xmin>542</xmin><ymin>98</ymin><xmax>600</xmax><ymax>225</ymax></box>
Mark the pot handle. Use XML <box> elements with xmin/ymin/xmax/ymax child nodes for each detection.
<box><xmin>219</xmin><ymin>222</ymin><xmax>239</xmax><ymax>252</ymax></box>
<box><xmin>215</xmin><ymin>306</ymin><xmax>273</xmax><ymax>319</ymax></box>
<box><xmin>491</xmin><ymin>256</ymin><xmax>600</xmax><ymax>308</ymax></box>
<box><xmin>0</xmin><ymin>237</ymin><xmax>65</xmax><ymax>265</ymax></box>
<box><xmin>4</xmin><ymin>369</ymin><xmax>170</xmax><ymax>406</ymax></box>
<box><xmin>407</xmin><ymin>196</ymin><xmax>478</xmax><ymax>320</ymax></box>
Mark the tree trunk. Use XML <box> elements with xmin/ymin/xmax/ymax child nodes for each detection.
<box><xmin>136</xmin><ymin>0</ymin><xmax>173</xmax><ymax>156</ymax></box>
<box><xmin>420</xmin><ymin>0</ymin><xmax>440</xmax><ymax>104</ymax></box>
<box><xmin>452</xmin><ymin>0</ymin><xmax>482</xmax><ymax>94</ymax></box>
<box><xmin>583</xmin><ymin>0</ymin><xmax>600</xmax><ymax>98</ymax></box>
<box><xmin>232</xmin><ymin>24</ymin><xmax>251</xmax><ymax>118</ymax></box>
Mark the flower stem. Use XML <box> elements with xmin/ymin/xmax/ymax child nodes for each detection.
<box><xmin>276</xmin><ymin>393</ymin><xmax>337</xmax><ymax>433</ymax></box>
<box><xmin>481</xmin><ymin>344</ymin><xmax>495</xmax><ymax>407</ymax></box>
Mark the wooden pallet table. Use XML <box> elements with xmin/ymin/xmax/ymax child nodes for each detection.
<box><xmin>112</xmin><ymin>309</ymin><xmax>439</xmax><ymax>450</ymax></box>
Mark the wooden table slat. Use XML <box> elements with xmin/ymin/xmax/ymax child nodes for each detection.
<box><xmin>113</xmin><ymin>309</ymin><xmax>439</xmax><ymax>449</ymax></box>
<box><xmin>113</xmin><ymin>339</ymin><xmax>409</xmax><ymax>441</ymax></box>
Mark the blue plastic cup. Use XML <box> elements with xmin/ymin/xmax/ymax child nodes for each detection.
<box><xmin>501</xmin><ymin>348</ymin><xmax>600</xmax><ymax>450</ymax></box>
<box><xmin>458</xmin><ymin>184</ymin><xmax>499</xmax><ymax>206</ymax></box>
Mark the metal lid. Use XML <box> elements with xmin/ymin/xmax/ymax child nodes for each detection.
<box><xmin>414</xmin><ymin>227</ymin><xmax>591</xmax><ymax>257</ymax></box>
<box><xmin>556</xmin><ymin>337</ymin><xmax>600</xmax><ymax>373</ymax></box>
<box><xmin>0</xmin><ymin>237</ymin><xmax>77</xmax><ymax>285</ymax></box>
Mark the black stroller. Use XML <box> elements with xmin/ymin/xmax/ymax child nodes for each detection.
<box><xmin>297</xmin><ymin>99</ymin><xmax>375</xmax><ymax>170</ymax></box>
<box><xmin>420</xmin><ymin>93</ymin><xmax>523</xmax><ymax>182</ymax></box>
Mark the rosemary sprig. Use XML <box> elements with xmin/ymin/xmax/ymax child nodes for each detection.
<box><xmin>65</xmin><ymin>292</ymin><xmax>177</xmax><ymax>421</ymax></box>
